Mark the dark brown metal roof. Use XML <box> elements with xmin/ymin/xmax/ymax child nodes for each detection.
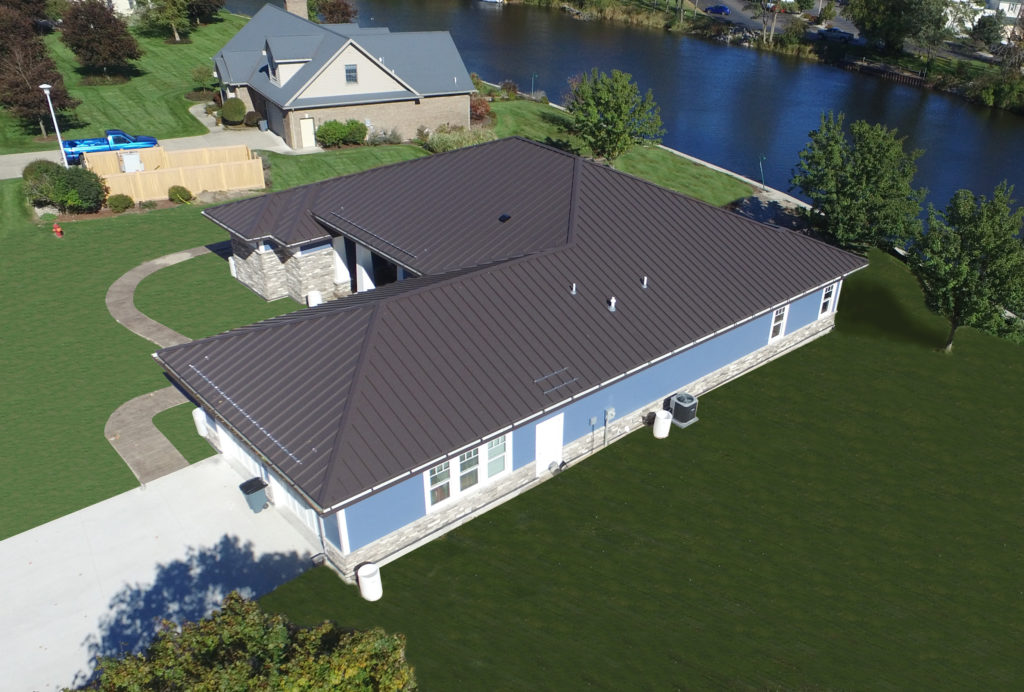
<box><xmin>158</xmin><ymin>138</ymin><xmax>867</xmax><ymax>512</ymax></box>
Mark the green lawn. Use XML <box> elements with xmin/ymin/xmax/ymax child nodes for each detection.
<box><xmin>261</xmin><ymin>250</ymin><xmax>1024</xmax><ymax>690</ymax></box>
<box><xmin>152</xmin><ymin>403</ymin><xmax>216</xmax><ymax>463</ymax></box>
<box><xmin>0</xmin><ymin>14</ymin><xmax>247</xmax><ymax>155</ymax></box>
<box><xmin>262</xmin><ymin>145</ymin><xmax>428</xmax><ymax>192</ymax></box>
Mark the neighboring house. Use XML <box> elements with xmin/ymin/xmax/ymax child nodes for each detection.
<box><xmin>155</xmin><ymin>138</ymin><xmax>867</xmax><ymax>581</ymax></box>
<box><xmin>213</xmin><ymin>4</ymin><xmax>473</xmax><ymax>149</ymax></box>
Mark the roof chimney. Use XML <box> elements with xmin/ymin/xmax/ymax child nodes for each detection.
<box><xmin>284</xmin><ymin>0</ymin><xmax>309</xmax><ymax>20</ymax></box>
<box><xmin>607</xmin><ymin>297</ymin><xmax>616</xmax><ymax>312</ymax></box>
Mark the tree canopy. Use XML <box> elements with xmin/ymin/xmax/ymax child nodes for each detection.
<box><xmin>791</xmin><ymin>111</ymin><xmax>925</xmax><ymax>252</ymax></box>
<box><xmin>308</xmin><ymin>0</ymin><xmax>357</xmax><ymax>23</ymax></box>
<box><xmin>564</xmin><ymin>68</ymin><xmax>664</xmax><ymax>162</ymax></box>
<box><xmin>81</xmin><ymin>591</ymin><xmax>417</xmax><ymax>691</ymax></box>
<box><xmin>61</xmin><ymin>0</ymin><xmax>141</xmax><ymax>73</ymax></box>
<box><xmin>137</xmin><ymin>0</ymin><xmax>190</xmax><ymax>42</ymax></box>
<box><xmin>908</xmin><ymin>182</ymin><xmax>1024</xmax><ymax>350</ymax></box>
<box><xmin>845</xmin><ymin>0</ymin><xmax>947</xmax><ymax>53</ymax></box>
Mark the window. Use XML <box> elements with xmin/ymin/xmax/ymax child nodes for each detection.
<box><xmin>298</xmin><ymin>241</ymin><xmax>331</xmax><ymax>256</ymax></box>
<box><xmin>459</xmin><ymin>449</ymin><xmax>479</xmax><ymax>490</ymax></box>
<box><xmin>820</xmin><ymin>282</ymin><xmax>840</xmax><ymax>316</ymax></box>
<box><xmin>345</xmin><ymin>64</ymin><xmax>358</xmax><ymax>83</ymax></box>
<box><xmin>769</xmin><ymin>306</ymin><xmax>787</xmax><ymax>340</ymax></box>
<box><xmin>428</xmin><ymin>462</ymin><xmax>450</xmax><ymax>505</ymax></box>
<box><xmin>426</xmin><ymin>434</ymin><xmax>510</xmax><ymax>508</ymax></box>
<box><xmin>487</xmin><ymin>437</ymin><xmax>506</xmax><ymax>478</ymax></box>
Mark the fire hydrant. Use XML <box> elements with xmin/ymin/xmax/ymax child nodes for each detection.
<box><xmin>52</xmin><ymin>222</ymin><xmax>63</xmax><ymax>238</ymax></box>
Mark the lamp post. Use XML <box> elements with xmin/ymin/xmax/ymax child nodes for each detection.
<box><xmin>39</xmin><ymin>83</ymin><xmax>68</xmax><ymax>168</ymax></box>
<box><xmin>758</xmin><ymin>154</ymin><xmax>766</xmax><ymax>191</ymax></box>
<box><xmin>531</xmin><ymin>72</ymin><xmax>539</xmax><ymax>98</ymax></box>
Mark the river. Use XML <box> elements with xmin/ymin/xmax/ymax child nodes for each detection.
<box><xmin>228</xmin><ymin>0</ymin><xmax>1024</xmax><ymax>208</ymax></box>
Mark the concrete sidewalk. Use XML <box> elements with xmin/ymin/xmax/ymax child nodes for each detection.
<box><xmin>0</xmin><ymin>455</ymin><xmax>323</xmax><ymax>691</ymax></box>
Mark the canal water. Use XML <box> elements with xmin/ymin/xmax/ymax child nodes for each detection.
<box><xmin>228</xmin><ymin>0</ymin><xmax>1024</xmax><ymax>208</ymax></box>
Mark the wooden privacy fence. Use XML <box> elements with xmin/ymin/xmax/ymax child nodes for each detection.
<box><xmin>83</xmin><ymin>145</ymin><xmax>265</xmax><ymax>202</ymax></box>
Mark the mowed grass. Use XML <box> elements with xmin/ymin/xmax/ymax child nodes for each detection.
<box><xmin>152</xmin><ymin>403</ymin><xmax>216</xmax><ymax>463</ymax></box>
<box><xmin>262</xmin><ymin>145</ymin><xmax>428</xmax><ymax>191</ymax></box>
<box><xmin>491</xmin><ymin>99</ymin><xmax>752</xmax><ymax>205</ymax></box>
<box><xmin>0</xmin><ymin>180</ymin><xmax>226</xmax><ymax>539</ymax></box>
<box><xmin>262</xmin><ymin>250</ymin><xmax>1024</xmax><ymax>690</ymax></box>
<box><xmin>0</xmin><ymin>14</ymin><xmax>247</xmax><ymax>155</ymax></box>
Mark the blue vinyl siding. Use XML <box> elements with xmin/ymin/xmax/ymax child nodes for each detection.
<box><xmin>558</xmin><ymin>312</ymin><xmax>772</xmax><ymax>442</ymax></box>
<box><xmin>787</xmin><ymin>290</ymin><xmax>823</xmax><ymax>334</ymax></box>
<box><xmin>512</xmin><ymin>422</ymin><xmax>537</xmax><ymax>469</ymax></box>
<box><xmin>345</xmin><ymin>475</ymin><xmax>426</xmax><ymax>551</ymax></box>
<box><xmin>323</xmin><ymin>512</ymin><xmax>342</xmax><ymax>549</ymax></box>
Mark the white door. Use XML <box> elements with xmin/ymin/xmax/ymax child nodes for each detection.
<box><xmin>535</xmin><ymin>413</ymin><xmax>564</xmax><ymax>477</ymax></box>
<box><xmin>299</xmin><ymin>117</ymin><xmax>315</xmax><ymax>149</ymax></box>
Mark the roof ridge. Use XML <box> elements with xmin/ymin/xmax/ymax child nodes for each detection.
<box><xmin>318</xmin><ymin>302</ymin><xmax>385</xmax><ymax>505</ymax></box>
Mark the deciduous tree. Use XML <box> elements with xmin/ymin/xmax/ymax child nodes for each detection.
<box><xmin>564</xmin><ymin>68</ymin><xmax>664</xmax><ymax>162</ymax></box>
<box><xmin>908</xmin><ymin>182</ymin><xmax>1024</xmax><ymax>350</ymax></box>
<box><xmin>846</xmin><ymin>0</ymin><xmax>947</xmax><ymax>53</ymax></box>
<box><xmin>308</xmin><ymin>0</ymin><xmax>357</xmax><ymax>23</ymax></box>
<box><xmin>137</xmin><ymin>0</ymin><xmax>190</xmax><ymax>42</ymax></box>
<box><xmin>0</xmin><ymin>30</ymin><xmax>79</xmax><ymax>135</ymax></box>
<box><xmin>61</xmin><ymin>0</ymin><xmax>142</xmax><ymax>74</ymax></box>
<box><xmin>791</xmin><ymin>111</ymin><xmax>925</xmax><ymax>252</ymax></box>
<box><xmin>185</xmin><ymin>0</ymin><xmax>223</xmax><ymax>24</ymax></box>
<box><xmin>84</xmin><ymin>591</ymin><xmax>417</xmax><ymax>691</ymax></box>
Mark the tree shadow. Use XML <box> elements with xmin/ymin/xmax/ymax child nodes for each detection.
<box><xmin>71</xmin><ymin>534</ymin><xmax>313</xmax><ymax>689</ymax></box>
<box><xmin>837</xmin><ymin>280</ymin><xmax>947</xmax><ymax>348</ymax></box>
<box><xmin>731</xmin><ymin>196</ymin><xmax>807</xmax><ymax>230</ymax></box>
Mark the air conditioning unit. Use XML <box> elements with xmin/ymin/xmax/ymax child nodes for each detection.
<box><xmin>670</xmin><ymin>392</ymin><xmax>698</xmax><ymax>429</ymax></box>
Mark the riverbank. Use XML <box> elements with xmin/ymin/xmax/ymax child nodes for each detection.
<box><xmin>505</xmin><ymin>0</ymin><xmax>1024</xmax><ymax>115</ymax></box>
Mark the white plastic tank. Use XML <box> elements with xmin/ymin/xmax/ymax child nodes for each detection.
<box><xmin>356</xmin><ymin>562</ymin><xmax>383</xmax><ymax>601</ymax></box>
<box><xmin>652</xmin><ymin>410</ymin><xmax>672</xmax><ymax>439</ymax></box>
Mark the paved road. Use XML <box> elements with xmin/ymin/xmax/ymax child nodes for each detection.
<box><xmin>0</xmin><ymin>103</ymin><xmax>305</xmax><ymax>180</ymax></box>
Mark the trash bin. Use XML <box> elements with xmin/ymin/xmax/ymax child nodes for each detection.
<box><xmin>239</xmin><ymin>477</ymin><xmax>269</xmax><ymax>513</ymax></box>
<box><xmin>357</xmin><ymin>562</ymin><xmax>383</xmax><ymax>601</ymax></box>
<box><xmin>652</xmin><ymin>409</ymin><xmax>672</xmax><ymax>439</ymax></box>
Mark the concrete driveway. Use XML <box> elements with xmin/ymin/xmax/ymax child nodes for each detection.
<box><xmin>0</xmin><ymin>455</ymin><xmax>323</xmax><ymax>691</ymax></box>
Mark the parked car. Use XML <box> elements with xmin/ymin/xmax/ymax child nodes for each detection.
<box><xmin>705</xmin><ymin>4</ymin><xmax>731</xmax><ymax>14</ymax></box>
<box><xmin>818</xmin><ymin>27</ymin><xmax>855</xmax><ymax>42</ymax></box>
<box><xmin>61</xmin><ymin>129</ymin><xmax>158</xmax><ymax>165</ymax></box>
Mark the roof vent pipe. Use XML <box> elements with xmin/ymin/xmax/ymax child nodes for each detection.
<box><xmin>641</xmin><ymin>275</ymin><xmax>649</xmax><ymax>289</ymax></box>
<box><xmin>570</xmin><ymin>282</ymin><xmax>577</xmax><ymax>295</ymax></box>
<box><xmin>608</xmin><ymin>297</ymin><xmax>616</xmax><ymax>313</ymax></box>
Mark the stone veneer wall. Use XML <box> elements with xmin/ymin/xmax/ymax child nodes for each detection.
<box><xmin>283</xmin><ymin>94</ymin><xmax>470</xmax><ymax>147</ymax></box>
<box><xmin>230</xmin><ymin>237</ymin><xmax>289</xmax><ymax>300</ymax></box>
<box><xmin>283</xmin><ymin>247</ymin><xmax>337</xmax><ymax>302</ymax></box>
<box><xmin>323</xmin><ymin>314</ymin><xmax>837</xmax><ymax>581</ymax></box>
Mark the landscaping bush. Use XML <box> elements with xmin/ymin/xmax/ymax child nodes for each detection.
<box><xmin>22</xmin><ymin>159</ymin><xmax>64</xmax><ymax>207</ymax></box>
<box><xmin>470</xmin><ymin>95</ymin><xmax>492</xmax><ymax>121</ymax></box>
<box><xmin>500</xmin><ymin>80</ymin><xmax>519</xmax><ymax>100</ymax></box>
<box><xmin>107</xmin><ymin>193</ymin><xmax>134</xmax><ymax>213</ymax></box>
<box><xmin>243</xmin><ymin>110</ymin><xmax>262</xmax><ymax>127</ymax></box>
<box><xmin>367</xmin><ymin>127</ymin><xmax>402</xmax><ymax>145</ymax></box>
<box><xmin>315</xmin><ymin>119</ymin><xmax>367</xmax><ymax>147</ymax></box>
<box><xmin>221</xmin><ymin>97</ymin><xmax>246</xmax><ymax>125</ymax></box>
<box><xmin>25</xmin><ymin>165</ymin><xmax>108</xmax><ymax>213</ymax></box>
<box><xmin>168</xmin><ymin>185</ymin><xmax>193</xmax><ymax>203</ymax></box>
<box><xmin>424</xmin><ymin>126</ymin><xmax>498</xmax><ymax>153</ymax></box>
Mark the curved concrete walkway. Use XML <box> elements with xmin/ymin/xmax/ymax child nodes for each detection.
<box><xmin>105</xmin><ymin>246</ymin><xmax>214</xmax><ymax>482</ymax></box>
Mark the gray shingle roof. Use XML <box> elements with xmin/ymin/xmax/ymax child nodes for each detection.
<box><xmin>158</xmin><ymin>138</ymin><xmax>867</xmax><ymax>513</ymax></box>
<box><xmin>213</xmin><ymin>4</ymin><xmax>472</xmax><ymax>109</ymax></box>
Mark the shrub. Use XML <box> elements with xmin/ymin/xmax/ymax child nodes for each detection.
<box><xmin>22</xmin><ymin>159</ymin><xmax>64</xmax><ymax>206</ymax></box>
<box><xmin>107</xmin><ymin>193</ymin><xmax>134</xmax><ymax>213</ymax></box>
<box><xmin>367</xmin><ymin>127</ymin><xmax>402</xmax><ymax>145</ymax></box>
<box><xmin>243</xmin><ymin>110</ymin><xmax>262</xmax><ymax>127</ymax></box>
<box><xmin>52</xmin><ymin>167</ymin><xmax>108</xmax><ymax>213</ymax></box>
<box><xmin>212</xmin><ymin>91</ymin><xmax>223</xmax><ymax>107</ymax></box>
<box><xmin>221</xmin><ymin>97</ymin><xmax>246</xmax><ymax>125</ymax></box>
<box><xmin>140</xmin><ymin>200</ymin><xmax>158</xmax><ymax>210</ymax></box>
<box><xmin>470</xmin><ymin>95</ymin><xmax>492</xmax><ymax>122</ymax></box>
<box><xmin>424</xmin><ymin>126</ymin><xmax>498</xmax><ymax>153</ymax></box>
<box><xmin>500</xmin><ymin>80</ymin><xmax>519</xmax><ymax>100</ymax></box>
<box><xmin>316</xmin><ymin>119</ymin><xmax>367</xmax><ymax>147</ymax></box>
<box><xmin>168</xmin><ymin>185</ymin><xmax>193</xmax><ymax>203</ymax></box>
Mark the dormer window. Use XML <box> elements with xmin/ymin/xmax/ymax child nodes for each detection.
<box><xmin>345</xmin><ymin>64</ymin><xmax>358</xmax><ymax>83</ymax></box>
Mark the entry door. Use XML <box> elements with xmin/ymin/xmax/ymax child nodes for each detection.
<box><xmin>299</xmin><ymin>117</ymin><xmax>316</xmax><ymax>149</ymax></box>
<box><xmin>535</xmin><ymin>413</ymin><xmax>564</xmax><ymax>477</ymax></box>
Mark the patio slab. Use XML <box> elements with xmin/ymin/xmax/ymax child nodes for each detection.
<box><xmin>0</xmin><ymin>455</ymin><xmax>323</xmax><ymax>691</ymax></box>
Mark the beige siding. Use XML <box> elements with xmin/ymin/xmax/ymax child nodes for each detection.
<box><xmin>297</xmin><ymin>44</ymin><xmax>410</xmax><ymax>101</ymax></box>
<box><xmin>284</xmin><ymin>93</ymin><xmax>470</xmax><ymax>144</ymax></box>
<box><xmin>277</xmin><ymin>61</ymin><xmax>306</xmax><ymax>86</ymax></box>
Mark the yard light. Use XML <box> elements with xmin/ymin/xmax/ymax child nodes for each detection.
<box><xmin>39</xmin><ymin>84</ymin><xmax>68</xmax><ymax>169</ymax></box>
<box><xmin>531</xmin><ymin>72</ymin><xmax>538</xmax><ymax>98</ymax></box>
<box><xmin>758</xmin><ymin>154</ymin><xmax>766</xmax><ymax>191</ymax></box>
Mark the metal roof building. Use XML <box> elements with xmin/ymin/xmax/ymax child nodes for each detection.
<box><xmin>156</xmin><ymin>138</ymin><xmax>866</xmax><ymax>577</ymax></box>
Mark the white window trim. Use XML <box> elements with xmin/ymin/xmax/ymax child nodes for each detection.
<box><xmin>423</xmin><ymin>434</ymin><xmax>513</xmax><ymax>511</ymax></box>
<box><xmin>769</xmin><ymin>305</ymin><xmax>789</xmax><ymax>341</ymax></box>
<box><xmin>345</xmin><ymin>63</ymin><xmax>358</xmax><ymax>84</ymax></box>
<box><xmin>297</xmin><ymin>241</ymin><xmax>331</xmax><ymax>257</ymax></box>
